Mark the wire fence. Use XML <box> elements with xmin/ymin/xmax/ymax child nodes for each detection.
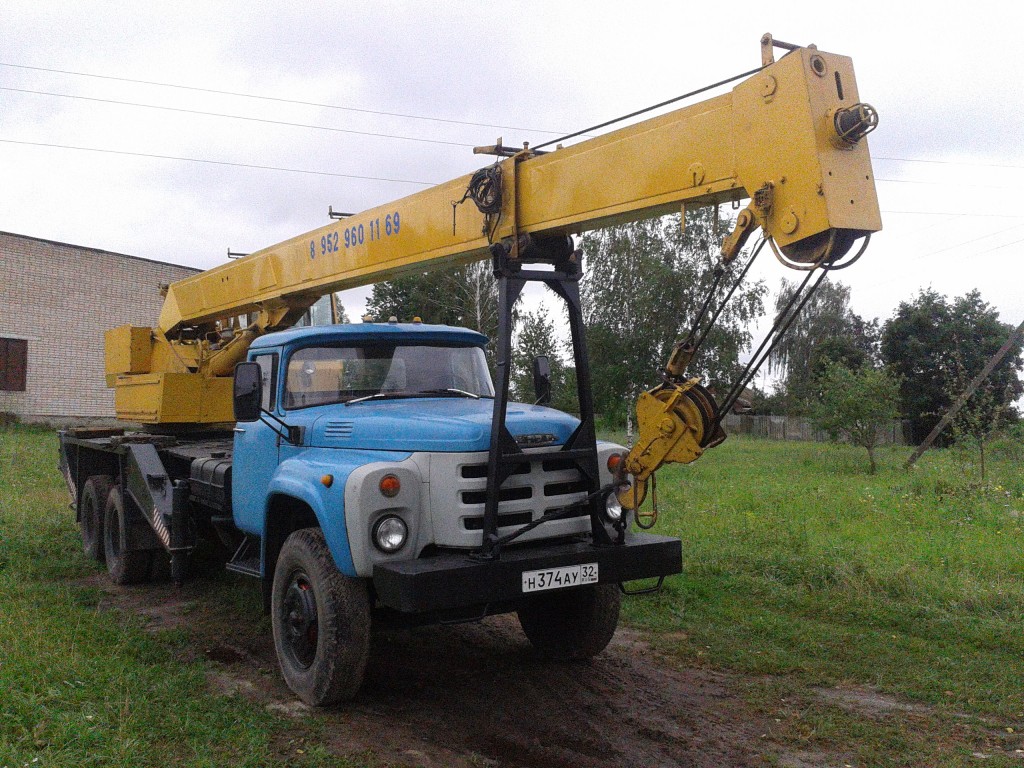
<box><xmin>721</xmin><ymin>414</ymin><xmax>908</xmax><ymax>445</ymax></box>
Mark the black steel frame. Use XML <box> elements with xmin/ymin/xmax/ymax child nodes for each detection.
<box><xmin>475</xmin><ymin>236</ymin><xmax>618</xmax><ymax>560</ymax></box>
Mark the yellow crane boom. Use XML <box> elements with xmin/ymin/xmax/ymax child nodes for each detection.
<box><xmin>107</xmin><ymin>38</ymin><xmax>880</xmax><ymax>425</ymax></box>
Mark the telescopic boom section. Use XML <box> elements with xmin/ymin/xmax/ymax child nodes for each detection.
<box><xmin>108</xmin><ymin>43</ymin><xmax>880</xmax><ymax>425</ymax></box>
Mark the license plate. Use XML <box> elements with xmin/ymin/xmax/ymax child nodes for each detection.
<box><xmin>521</xmin><ymin>563</ymin><xmax>598</xmax><ymax>593</ymax></box>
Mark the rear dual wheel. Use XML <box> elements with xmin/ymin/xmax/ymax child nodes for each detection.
<box><xmin>79</xmin><ymin>475</ymin><xmax>113</xmax><ymax>561</ymax></box>
<box><xmin>102</xmin><ymin>485</ymin><xmax>153</xmax><ymax>585</ymax></box>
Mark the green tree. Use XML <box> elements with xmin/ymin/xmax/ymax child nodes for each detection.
<box><xmin>510</xmin><ymin>306</ymin><xmax>576</xmax><ymax>410</ymax></box>
<box><xmin>767</xmin><ymin>278</ymin><xmax>878</xmax><ymax>411</ymax></box>
<box><xmin>366</xmin><ymin>271</ymin><xmax>448</xmax><ymax>321</ymax></box>
<box><xmin>811</xmin><ymin>363</ymin><xmax>901</xmax><ymax>474</ymax></box>
<box><xmin>881</xmin><ymin>289</ymin><xmax>1023</xmax><ymax>443</ymax></box>
<box><xmin>366</xmin><ymin>261</ymin><xmax>500</xmax><ymax>360</ymax></box>
<box><xmin>947</xmin><ymin>350</ymin><xmax>1014</xmax><ymax>481</ymax></box>
<box><xmin>303</xmin><ymin>292</ymin><xmax>350</xmax><ymax>326</ymax></box>
<box><xmin>580</xmin><ymin>208</ymin><xmax>766</xmax><ymax>422</ymax></box>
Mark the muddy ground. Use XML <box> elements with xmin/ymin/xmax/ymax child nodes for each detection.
<box><xmin>94</xmin><ymin>573</ymin><xmax>864</xmax><ymax>768</ymax></box>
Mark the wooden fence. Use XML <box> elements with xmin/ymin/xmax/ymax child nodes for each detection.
<box><xmin>720</xmin><ymin>414</ymin><xmax>908</xmax><ymax>445</ymax></box>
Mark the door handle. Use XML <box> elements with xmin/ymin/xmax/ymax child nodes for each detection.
<box><xmin>233</xmin><ymin>427</ymin><xmax>246</xmax><ymax>434</ymax></box>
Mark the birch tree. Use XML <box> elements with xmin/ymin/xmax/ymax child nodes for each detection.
<box><xmin>580</xmin><ymin>208</ymin><xmax>766</xmax><ymax>422</ymax></box>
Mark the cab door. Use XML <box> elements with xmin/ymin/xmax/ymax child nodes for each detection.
<box><xmin>232</xmin><ymin>352</ymin><xmax>281</xmax><ymax>534</ymax></box>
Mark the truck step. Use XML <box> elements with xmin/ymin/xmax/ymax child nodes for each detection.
<box><xmin>226</xmin><ymin>535</ymin><xmax>261</xmax><ymax>578</ymax></box>
<box><xmin>226</xmin><ymin>558</ymin><xmax>261</xmax><ymax>578</ymax></box>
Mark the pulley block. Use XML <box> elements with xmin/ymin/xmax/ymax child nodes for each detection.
<box><xmin>619</xmin><ymin>380</ymin><xmax>725</xmax><ymax>515</ymax></box>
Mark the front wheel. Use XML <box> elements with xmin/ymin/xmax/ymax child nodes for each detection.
<box><xmin>517</xmin><ymin>583</ymin><xmax>621</xmax><ymax>660</ymax></box>
<box><xmin>271</xmin><ymin>528</ymin><xmax>371</xmax><ymax>706</ymax></box>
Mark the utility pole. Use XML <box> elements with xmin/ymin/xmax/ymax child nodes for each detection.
<box><xmin>905</xmin><ymin>317</ymin><xmax>1024</xmax><ymax>468</ymax></box>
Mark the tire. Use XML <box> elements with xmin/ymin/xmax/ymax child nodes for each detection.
<box><xmin>271</xmin><ymin>528</ymin><xmax>371</xmax><ymax>706</ymax></box>
<box><xmin>79</xmin><ymin>475</ymin><xmax>113</xmax><ymax>562</ymax></box>
<box><xmin>103</xmin><ymin>486</ymin><xmax>153</xmax><ymax>585</ymax></box>
<box><xmin>517</xmin><ymin>583</ymin><xmax>621</xmax><ymax>660</ymax></box>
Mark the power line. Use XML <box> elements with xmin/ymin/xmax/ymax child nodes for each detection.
<box><xmin>0</xmin><ymin>86</ymin><xmax>476</xmax><ymax>148</ymax></box>
<box><xmin>9</xmin><ymin>87</ymin><xmax>996</xmax><ymax>178</ymax></box>
<box><xmin>881</xmin><ymin>209</ymin><xmax>1024</xmax><ymax>218</ymax></box>
<box><xmin>917</xmin><ymin>222</ymin><xmax>1024</xmax><ymax>260</ymax></box>
<box><xmin>860</xmin><ymin>223</ymin><xmax>1024</xmax><ymax>289</ymax></box>
<box><xmin>0</xmin><ymin>138</ymin><xmax>436</xmax><ymax>185</ymax></box>
<box><xmin>875</xmin><ymin>155</ymin><xmax>1023</xmax><ymax>171</ymax></box>
<box><xmin>972</xmin><ymin>236</ymin><xmax>1024</xmax><ymax>258</ymax></box>
<box><xmin>0</xmin><ymin>61</ymin><xmax>571</xmax><ymax>136</ymax></box>
<box><xmin>916</xmin><ymin>222</ymin><xmax>1024</xmax><ymax>260</ymax></box>
<box><xmin>876</xmin><ymin>176</ymin><xmax>1012</xmax><ymax>190</ymax></box>
<box><xmin>533</xmin><ymin>65</ymin><xmax>763</xmax><ymax>151</ymax></box>
<box><xmin>6</xmin><ymin>62</ymin><xmax>1020</xmax><ymax>171</ymax></box>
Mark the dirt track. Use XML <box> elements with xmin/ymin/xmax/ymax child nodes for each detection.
<box><xmin>97</xmin><ymin>574</ymin><xmax>812</xmax><ymax>768</ymax></box>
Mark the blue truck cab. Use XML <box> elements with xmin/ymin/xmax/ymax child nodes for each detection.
<box><xmin>234</xmin><ymin>321</ymin><xmax>623</xmax><ymax>581</ymax></box>
<box><xmin>60</xmin><ymin>320</ymin><xmax>681</xmax><ymax>706</ymax></box>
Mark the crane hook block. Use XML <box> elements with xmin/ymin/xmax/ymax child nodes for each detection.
<box><xmin>619</xmin><ymin>380</ymin><xmax>725</xmax><ymax>511</ymax></box>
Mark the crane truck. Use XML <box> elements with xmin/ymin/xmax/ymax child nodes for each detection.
<box><xmin>58</xmin><ymin>36</ymin><xmax>881</xmax><ymax>705</ymax></box>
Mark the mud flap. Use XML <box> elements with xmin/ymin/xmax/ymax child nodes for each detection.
<box><xmin>123</xmin><ymin>443</ymin><xmax>195</xmax><ymax>569</ymax></box>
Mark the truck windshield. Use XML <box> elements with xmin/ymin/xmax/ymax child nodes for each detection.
<box><xmin>284</xmin><ymin>344</ymin><xmax>495</xmax><ymax>409</ymax></box>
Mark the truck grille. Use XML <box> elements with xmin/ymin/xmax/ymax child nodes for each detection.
<box><xmin>461</xmin><ymin>485</ymin><xmax>533</xmax><ymax>505</ymax></box>
<box><xmin>453</xmin><ymin>456</ymin><xmax>589</xmax><ymax>536</ymax></box>
<box><xmin>426</xmin><ymin>445</ymin><xmax>618</xmax><ymax>549</ymax></box>
<box><xmin>462</xmin><ymin>511</ymin><xmax>533</xmax><ymax>530</ymax></box>
<box><xmin>543</xmin><ymin>479</ymin><xmax>589</xmax><ymax>496</ymax></box>
<box><xmin>460</xmin><ymin>462</ymin><xmax>529</xmax><ymax>479</ymax></box>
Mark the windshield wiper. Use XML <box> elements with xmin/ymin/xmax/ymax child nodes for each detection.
<box><xmin>344</xmin><ymin>388</ymin><xmax>483</xmax><ymax>405</ymax></box>
<box><xmin>344</xmin><ymin>391</ymin><xmax>418</xmax><ymax>406</ymax></box>
<box><xmin>415</xmin><ymin>388</ymin><xmax>481</xmax><ymax>399</ymax></box>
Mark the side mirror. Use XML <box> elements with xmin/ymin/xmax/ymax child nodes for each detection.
<box><xmin>233</xmin><ymin>361</ymin><xmax>263</xmax><ymax>422</ymax></box>
<box><xmin>531</xmin><ymin>355</ymin><xmax>551</xmax><ymax>406</ymax></box>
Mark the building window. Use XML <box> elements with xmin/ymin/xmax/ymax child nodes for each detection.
<box><xmin>0</xmin><ymin>338</ymin><xmax>27</xmax><ymax>391</ymax></box>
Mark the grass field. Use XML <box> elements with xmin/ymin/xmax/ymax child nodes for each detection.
<box><xmin>0</xmin><ymin>426</ymin><xmax>353</xmax><ymax>768</ymax></box>
<box><xmin>1</xmin><ymin>423</ymin><xmax>1023</xmax><ymax>766</ymax></box>
<box><xmin>611</xmin><ymin>429</ymin><xmax>1024</xmax><ymax>765</ymax></box>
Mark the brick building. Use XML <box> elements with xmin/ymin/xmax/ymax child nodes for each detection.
<box><xmin>0</xmin><ymin>232</ymin><xmax>200</xmax><ymax>423</ymax></box>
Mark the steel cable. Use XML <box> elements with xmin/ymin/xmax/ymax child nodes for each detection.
<box><xmin>715</xmin><ymin>260</ymin><xmax>831</xmax><ymax>422</ymax></box>
<box><xmin>690</xmin><ymin>238</ymin><xmax>766</xmax><ymax>357</ymax></box>
<box><xmin>533</xmin><ymin>66</ymin><xmax>763</xmax><ymax>151</ymax></box>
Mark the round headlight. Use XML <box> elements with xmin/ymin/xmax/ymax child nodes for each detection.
<box><xmin>604</xmin><ymin>490</ymin><xmax>624</xmax><ymax>522</ymax></box>
<box><xmin>372</xmin><ymin>515</ymin><xmax>408</xmax><ymax>553</ymax></box>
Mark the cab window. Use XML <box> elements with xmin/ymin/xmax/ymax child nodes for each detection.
<box><xmin>252</xmin><ymin>353</ymin><xmax>278</xmax><ymax>411</ymax></box>
<box><xmin>283</xmin><ymin>344</ymin><xmax>494</xmax><ymax>410</ymax></box>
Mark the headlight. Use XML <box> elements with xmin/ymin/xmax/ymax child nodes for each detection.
<box><xmin>372</xmin><ymin>515</ymin><xmax>408</xmax><ymax>553</ymax></box>
<box><xmin>604</xmin><ymin>490</ymin><xmax>624</xmax><ymax>522</ymax></box>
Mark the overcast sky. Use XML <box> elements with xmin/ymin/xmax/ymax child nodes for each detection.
<box><xmin>4</xmin><ymin>1</ymin><xmax>1024</xmax><ymax>345</ymax></box>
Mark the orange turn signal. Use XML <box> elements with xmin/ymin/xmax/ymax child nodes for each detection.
<box><xmin>379</xmin><ymin>474</ymin><xmax>401</xmax><ymax>497</ymax></box>
<box><xmin>321</xmin><ymin>474</ymin><xmax>334</xmax><ymax>487</ymax></box>
<box><xmin>607</xmin><ymin>453</ymin><xmax>623</xmax><ymax>473</ymax></box>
